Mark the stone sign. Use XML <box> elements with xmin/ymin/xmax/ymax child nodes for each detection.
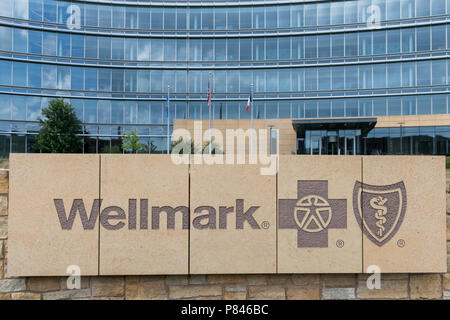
<box><xmin>7</xmin><ymin>154</ymin><xmax>447</xmax><ymax>276</ymax></box>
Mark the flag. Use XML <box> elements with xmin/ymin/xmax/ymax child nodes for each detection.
<box><xmin>207</xmin><ymin>78</ymin><xmax>211</xmax><ymax>107</ymax></box>
<box><xmin>246</xmin><ymin>92</ymin><xmax>253</xmax><ymax>112</ymax></box>
<box><xmin>165</xmin><ymin>91</ymin><xmax>169</xmax><ymax>117</ymax></box>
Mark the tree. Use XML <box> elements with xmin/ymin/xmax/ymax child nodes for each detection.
<box><xmin>122</xmin><ymin>129</ymin><xmax>146</xmax><ymax>153</ymax></box>
<box><xmin>34</xmin><ymin>99</ymin><xmax>83</xmax><ymax>153</ymax></box>
<box><xmin>171</xmin><ymin>138</ymin><xmax>199</xmax><ymax>154</ymax></box>
<box><xmin>202</xmin><ymin>141</ymin><xmax>223</xmax><ymax>155</ymax></box>
<box><xmin>171</xmin><ymin>138</ymin><xmax>223</xmax><ymax>154</ymax></box>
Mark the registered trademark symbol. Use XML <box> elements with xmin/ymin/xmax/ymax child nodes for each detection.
<box><xmin>336</xmin><ymin>240</ymin><xmax>344</xmax><ymax>248</ymax></box>
<box><xmin>261</xmin><ymin>221</ymin><xmax>270</xmax><ymax>229</ymax></box>
<box><xmin>397</xmin><ymin>239</ymin><xmax>405</xmax><ymax>248</ymax></box>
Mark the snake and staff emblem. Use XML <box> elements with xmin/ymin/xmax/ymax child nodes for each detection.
<box><xmin>370</xmin><ymin>196</ymin><xmax>388</xmax><ymax>237</ymax></box>
<box><xmin>353</xmin><ymin>181</ymin><xmax>407</xmax><ymax>247</ymax></box>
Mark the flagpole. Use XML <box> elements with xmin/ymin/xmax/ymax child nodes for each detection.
<box><xmin>167</xmin><ymin>85</ymin><xmax>170</xmax><ymax>155</ymax></box>
<box><xmin>209</xmin><ymin>72</ymin><xmax>212</xmax><ymax>155</ymax></box>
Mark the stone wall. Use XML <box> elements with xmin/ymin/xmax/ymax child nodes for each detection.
<box><xmin>0</xmin><ymin>169</ymin><xmax>448</xmax><ymax>300</ymax></box>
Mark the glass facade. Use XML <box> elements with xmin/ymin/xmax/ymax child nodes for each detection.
<box><xmin>0</xmin><ymin>0</ymin><xmax>449</xmax><ymax>156</ymax></box>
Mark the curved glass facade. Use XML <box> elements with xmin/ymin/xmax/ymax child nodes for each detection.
<box><xmin>0</xmin><ymin>0</ymin><xmax>449</xmax><ymax>156</ymax></box>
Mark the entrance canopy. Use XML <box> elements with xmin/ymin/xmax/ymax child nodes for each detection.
<box><xmin>292</xmin><ymin>118</ymin><xmax>377</xmax><ymax>137</ymax></box>
<box><xmin>293</xmin><ymin>118</ymin><xmax>378</xmax><ymax>155</ymax></box>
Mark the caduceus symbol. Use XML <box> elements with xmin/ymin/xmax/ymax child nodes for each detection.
<box><xmin>370</xmin><ymin>196</ymin><xmax>388</xmax><ymax>237</ymax></box>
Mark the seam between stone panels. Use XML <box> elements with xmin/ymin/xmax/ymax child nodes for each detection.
<box><xmin>361</xmin><ymin>157</ymin><xmax>364</xmax><ymax>274</ymax></box>
<box><xmin>276</xmin><ymin>156</ymin><xmax>279</xmax><ymax>274</ymax></box>
<box><xmin>188</xmin><ymin>154</ymin><xmax>191</xmax><ymax>276</ymax></box>
<box><xmin>98</xmin><ymin>155</ymin><xmax>101</xmax><ymax>277</ymax></box>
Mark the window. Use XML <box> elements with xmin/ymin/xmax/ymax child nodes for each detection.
<box><xmin>215</xmin><ymin>39</ymin><xmax>226</xmax><ymax>61</ymax></box>
<box><xmin>215</xmin><ymin>8</ymin><xmax>227</xmax><ymax>30</ymax></box>
<box><xmin>291</xmin><ymin>5</ymin><xmax>304</xmax><ymax>27</ymax></box>
<box><xmin>29</xmin><ymin>0</ymin><xmax>43</xmax><ymax>21</ymax></box>
<box><xmin>305</xmin><ymin>36</ymin><xmax>317</xmax><ymax>59</ymax></box>
<box><xmin>228</xmin><ymin>39</ymin><xmax>239</xmax><ymax>61</ymax></box>
<box><xmin>431</xmin><ymin>0</ymin><xmax>445</xmax><ymax>15</ymax></box>
<box><xmin>266</xmin><ymin>38</ymin><xmax>278</xmax><ymax>60</ymax></box>
<box><xmin>432</xmin><ymin>25</ymin><xmax>446</xmax><ymax>50</ymax></box>
<box><xmin>373</xmin><ymin>31</ymin><xmax>386</xmax><ymax>55</ymax></box>
<box><xmin>279</xmin><ymin>6</ymin><xmax>291</xmax><ymax>28</ymax></box>
<box><xmin>359</xmin><ymin>32</ymin><xmax>372</xmax><ymax>55</ymax></box>
<box><xmin>151</xmin><ymin>8</ymin><xmax>163</xmax><ymax>29</ymax></box>
<box><xmin>99</xmin><ymin>6</ymin><xmax>112</xmax><ymax>28</ymax></box>
<box><xmin>318</xmin><ymin>67</ymin><xmax>331</xmax><ymax>91</ymax></box>
<box><xmin>402</xmin><ymin>62</ymin><xmax>416</xmax><ymax>87</ymax></box>
<box><xmin>151</xmin><ymin>70</ymin><xmax>162</xmax><ymax>92</ymax></box>
<box><xmin>177</xmin><ymin>39</ymin><xmax>186</xmax><ymax>61</ymax></box>
<box><xmin>240</xmin><ymin>7</ymin><xmax>251</xmax><ymax>29</ymax></box>
<box><xmin>164</xmin><ymin>39</ymin><xmax>175</xmax><ymax>61</ymax></box>
<box><xmin>98</xmin><ymin>37</ymin><xmax>111</xmax><ymax>60</ymax></box>
<box><xmin>292</xmin><ymin>37</ymin><xmax>304</xmax><ymax>59</ymax></box>
<box><xmin>266</xmin><ymin>6</ymin><xmax>278</xmax><ymax>28</ymax></box>
<box><xmin>202</xmin><ymin>9</ymin><xmax>213</xmax><ymax>30</ymax></box>
<box><xmin>0</xmin><ymin>95</ymin><xmax>11</xmax><ymax>120</ymax></box>
<box><xmin>112</xmin><ymin>6</ymin><xmax>124</xmax><ymax>28</ymax></box>
<box><xmin>345</xmin><ymin>33</ymin><xmax>358</xmax><ymax>57</ymax></box>
<box><xmin>0</xmin><ymin>27</ymin><xmax>12</xmax><ymax>51</ymax></box>
<box><xmin>28</xmin><ymin>30</ymin><xmax>42</xmax><ymax>55</ymax></box>
<box><xmin>0</xmin><ymin>61</ymin><xmax>11</xmax><ymax>85</ymax></box>
<box><xmin>305</xmin><ymin>69</ymin><xmax>317</xmax><ymax>91</ymax></box>
<box><xmin>402</xmin><ymin>28</ymin><xmax>415</xmax><ymax>52</ymax></box>
<box><xmin>125</xmin><ymin>7</ymin><xmax>137</xmax><ymax>29</ymax></box>
<box><xmin>253</xmin><ymin>7</ymin><xmax>264</xmax><ymax>29</ymax></box>
<box><xmin>432</xmin><ymin>60</ymin><xmax>446</xmax><ymax>85</ymax></box>
<box><xmin>253</xmin><ymin>39</ymin><xmax>264</xmax><ymax>60</ymax></box>
<box><xmin>387</xmin><ymin>0</ymin><xmax>401</xmax><ymax>20</ymax></box>
<box><xmin>417</xmin><ymin>61</ymin><xmax>431</xmax><ymax>86</ymax></box>
<box><xmin>112</xmin><ymin>70</ymin><xmax>124</xmax><ymax>92</ymax></box>
<box><xmin>279</xmin><ymin>70</ymin><xmax>290</xmax><ymax>92</ymax></box>
<box><xmin>13</xmin><ymin>62</ymin><xmax>27</xmax><ymax>87</ymax></box>
<box><xmin>43</xmin><ymin>0</ymin><xmax>57</xmax><ymax>23</ymax></box>
<box><xmin>202</xmin><ymin>39</ymin><xmax>213</xmax><ymax>61</ymax></box>
<box><xmin>346</xmin><ymin>66</ymin><xmax>358</xmax><ymax>89</ymax></box>
<box><xmin>228</xmin><ymin>8</ymin><xmax>239</xmax><ymax>30</ymax></box>
<box><xmin>112</xmin><ymin>38</ymin><xmax>124</xmax><ymax>60</ymax></box>
<box><xmin>28</xmin><ymin>62</ymin><xmax>41</xmax><ymax>88</ymax></box>
<box><xmin>304</xmin><ymin>4</ymin><xmax>317</xmax><ymax>26</ymax></box>
<box><xmin>85</xmin><ymin>36</ymin><xmax>97</xmax><ymax>59</ymax></box>
<box><xmin>373</xmin><ymin>64</ymin><xmax>386</xmax><ymax>88</ymax></box>
<box><xmin>344</xmin><ymin>1</ymin><xmax>358</xmax><ymax>24</ymax></box>
<box><xmin>57</xmin><ymin>66</ymin><xmax>71</xmax><ymax>90</ymax></box>
<box><xmin>332</xmin><ymin>66</ymin><xmax>345</xmax><ymax>90</ymax></box>
<box><xmin>417</xmin><ymin>27</ymin><xmax>430</xmax><ymax>51</ymax></box>
<box><xmin>387</xmin><ymin>63</ymin><xmax>401</xmax><ymax>88</ymax></box>
<box><xmin>164</xmin><ymin>8</ymin><xmax>176</xmax><ymax>29</ymax></box>
<box><xmin>84</xmin><ymin>68</ymin><xmax>97</xmax><ymax>91</ymax></box>
<box><xmin>137</xmin><ymin>39</ymin><xmax>150</xmax><ymax>61</ymax></box>
<box><xmin>125</xmin><ymin>38</ymin><xmax>137</xmax><ymax>61</ymax></box>
<box><xmin>317</xmin><ymin>2</ymin><xmax>330</xmax><ymax>25</ymax></box>
<box><xmin>71</xmin><ymin>34</ymin><xmax>84</xmax><ymax>58</ymax></box>
<box><xmin>432</xmin><ymin>94</ymin><xmax>447</xmax><ymax>114</ymax></box>
<box><xmin>177</xmin><ymin>8</ymin><xmax>186</xmax><ymax>29</ymax></box>
<box><xmin>13</xmin><ymin>29</ymin><xmax>27</xmax><ymax>53</ymax></box>
<box><xmin>279</xmin><ymin>37</ymin><xmax>291</xmax><ymax>59</ymax></box>
<box><xmin>359</xmin><ymin>65</ymin><xmax>372</xmax><ymax>89</ymax></box>
<box><xmin>98</xmin><ymin>69</ymin><xmax>111</xmax><ymax>92</ymax></box>
<box><xmin>387</xmin><ymin>29</ymin><xmax>401</xmax><ymax>53</ymax></box>
<box><xmin>71</xmin><ymin>67</ymin><xmax>83</xmax><ymax>91</ymax></box>
<box><xmin>85</xmin><ymin>4</ymin><xmax>98</xmax><ymax>27</ymax></box>
<box><xmin>332</xmin><ymin>34</ymin><xmax>344</xmax><ymax>57</ymax></box>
